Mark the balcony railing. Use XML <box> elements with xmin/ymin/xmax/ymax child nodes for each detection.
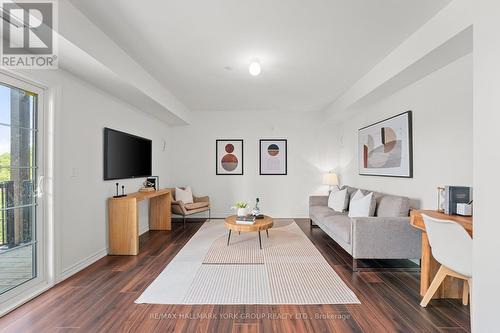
<box><xmin>0</xmin><ymin>180</ymin><xmax>33</xmax><ymax>247</ymax></box>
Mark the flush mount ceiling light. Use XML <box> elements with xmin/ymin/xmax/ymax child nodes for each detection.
<box><xmin>249</xmin><ymin>61</ymin><xmax>261</xmax><ymax>76</ymax></box>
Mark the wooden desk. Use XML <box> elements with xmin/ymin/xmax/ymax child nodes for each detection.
<box><xmin>108</xmin><ymin>188</ymin><xmax>171</xmax><ymax>255</ymax></box>
<box><xmin>410</xmin><ymin>210</ymin><xmax>472</xmax><ymax>299</ymax></box>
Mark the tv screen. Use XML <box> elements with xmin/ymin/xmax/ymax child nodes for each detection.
<box><xmin>103</xmin><ymin>128</ymin><xmax>152</xmax><ymax>180</ymax></box>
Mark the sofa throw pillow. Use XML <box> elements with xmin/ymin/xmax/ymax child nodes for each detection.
<box><xmin>348</xmin><ymin>190</ymin><xmax>376</xmax><ymax>217</ymax></box>
<box><xmin>327</xmin><ymin>188</ymin><xmax>349</xmax><ymax>212</ymax></box>
<box><xmin>175</xmin><ymin>186</ymin><xmax>193</xmax><ymax>204</ymax></box>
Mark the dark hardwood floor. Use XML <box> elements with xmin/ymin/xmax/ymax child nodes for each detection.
<box><xmin>0</xmin><ymin>218</ymin><xmax>470</xmax><ymax>333</ymax></box>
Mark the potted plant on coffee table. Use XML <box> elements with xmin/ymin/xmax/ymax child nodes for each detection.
<box><xmin>232</xmin><ymin>201</ymin><xmax>249</xmax><ymax>217</ymax></box>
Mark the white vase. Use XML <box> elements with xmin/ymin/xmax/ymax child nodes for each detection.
<box><xmin>237</xmin><ymin>208</ymin><xmax>247</xmax><ymax>217</ymax></box>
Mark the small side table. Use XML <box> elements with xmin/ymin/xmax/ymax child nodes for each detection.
<box><xmin>224</xmin><ymin>215</ymin><xmax>273</xmax><ymax>249</ymax></box>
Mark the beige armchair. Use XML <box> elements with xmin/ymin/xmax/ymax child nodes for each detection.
<box><xmin>169</xmin><ymin>188</ymin><xmax>210</xmax><ymax>227</ymax></box>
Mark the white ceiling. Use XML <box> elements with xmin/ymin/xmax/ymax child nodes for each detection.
<box><xmin>69</xmin><ymin>0</ymin><xmax>451</xmax><ymax>113</ymax></box>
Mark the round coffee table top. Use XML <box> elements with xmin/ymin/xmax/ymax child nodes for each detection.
<box><xmin>224</xmin><ymin>215</ymin><xmax>273</xmax><ymax>232</ymax></box>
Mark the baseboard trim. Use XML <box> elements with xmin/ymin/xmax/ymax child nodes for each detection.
<box><xmin>139</xmin><ymin>225</ymin><xmax>149</xmax><ymax>235</ymax></box>
<box><xmin>0</xmin><ymin>282</ymin><xmax>52</xmax><ymax>317</ymax></box>
<box><xmin>172</xmin><ymin>216</ymin><xmax>310</xmax><ymax>221</ymax></box>
<box><xmin>59</xmin><ymin>248</ymin><xmax>108</xmax><ymax>282</ymax></box>
<box><xmin>1</xmin><ymin>249</ymin><xmax>108</xmax><ymax>316</ymax></box>
<box><xmin>172</xmin><ymin>212</ymin><xmax>309</xmax><ymax>220</ymax></box>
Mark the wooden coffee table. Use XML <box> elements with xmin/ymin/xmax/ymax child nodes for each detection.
<box><xmin>224</xmin><ymin>215</ymin><xmax>273</xmax><ymax>249</ymax></box>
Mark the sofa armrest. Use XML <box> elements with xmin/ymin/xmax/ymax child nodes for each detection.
<box><xmin>351</xmin><ymin>217</ymin><xmax>421</xmax><ymax>259</ymax></box>
<box><xmin>309</xmin><ymin>195</ymin><xmax>328</xmax><ymax>207</ymax></box>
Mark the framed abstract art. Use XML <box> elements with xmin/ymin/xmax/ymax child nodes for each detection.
<box><xmin>259</xmin><ymin>139</ymin><xmax>287</xmax><ymax>175</ymax></box>
<box><xmin>216</xmin><ymin>139</ymin><xmax>243</xmax><ymax>175</ymax></box>
<box><xmin>358</xmin><ymin>111</ymin><xmax>413</xmax><ymax>178</ymax></box>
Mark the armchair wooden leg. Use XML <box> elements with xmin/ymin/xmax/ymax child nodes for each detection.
<box><xmin>420</xmin><ymin>265</ymin><xmax>448</xmax><ymax>307</ymax></box>
<box><xmin>462</xmin><ymin>279</ymin><xmax>469</xmax><ymax>306</ymax></box>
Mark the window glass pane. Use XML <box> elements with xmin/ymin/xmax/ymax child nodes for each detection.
<box><xmin>0</xmin><ymin>205</ymin><xmax>35</xmax><ymax>247</ymax></box>
<box><xmin>0</xmin><ymin>126</ymin><xmax>34</xmax><ymax>168</ymax></box>
<box><xmin>0</xmin><ymin>243</ymin><xmax>35</xmax><ymax>294</ymax></box>
<box><xmin>0</xmin><ymin>84</ymin><xmax>34</xmax><ymax>128</ymax></box>
<box><xmin>0</xmin><ymin>80</ymin><xmax>37</xmax><ymax>296</ymax></box>
<box><xmin>0</xmin><ymin>169</ymin><xmax>34</xmax><ymax>210</ymax></box>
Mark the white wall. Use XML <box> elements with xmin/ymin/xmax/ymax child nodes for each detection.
<box><xmin>168</xmin><ymin>111</ymin><xmax>339</xmax><ymax>218</ymax></box>
<box><xmin>473</xmin><ymin>1</ymin><xmax>500</xmax><ymax>330</ymax></box>
<box><xmin>325</xmin><ymin>0</ymin><xmax>472</xmax><ymax>121</ymax></box>
<box><xmin>58</xmin><ymin>0</ymin><xmax>191</xmax><ymax>125</ymax></box>
<box><xmin>335</xmin><ymin>53</ymin><xmax>472</xmax><ymax>208</ymax></box>
<box><xmin>12</xmin><ymin>68</ymin><xmax>171</xmax><ymax>279</ymax></box>
<box><xmin>168</xmin><ymin>54</ymin><xmax>472</xmax><ymax>217</ymax></box>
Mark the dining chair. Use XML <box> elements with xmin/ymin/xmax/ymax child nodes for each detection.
<box><xmin>420</xmin><ymin>214</ymin><xmax>472</xmax><ymax>307</ymax></box>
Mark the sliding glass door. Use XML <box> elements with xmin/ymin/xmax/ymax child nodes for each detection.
<box><xmin>0</xmin><ymin>78</ymin><xmax>39</xmax><ymax>295</ymax></box>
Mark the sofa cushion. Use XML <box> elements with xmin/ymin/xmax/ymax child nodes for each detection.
<box><xmin>185</xmin><ymin>202</ymin><xmax>209</xmax><ymax>210</ymax></box>
<box><xmin>341</xmin><ymin>186</ymin><xmax>366</xmax><ymax>211</ymax></box>
<box><xmin>322</xmin><ymin>214</ymin><xmax>351</xmax><ymax>244</ymax></box>
<box><xmin>310</xmin><ymin>206</ymin><xmax>344</xmax><ymax>221</ymax></box>
<box><xmin>327</xmin><ymin>188</ymin><xmax>349</xmax><ymax>212</ymax></box>
<box><xmin>348</xmin><ymin>190</ymin><xmax>376</xmax><ymax>217</ymax></box>
<box><xmin>376</xmin><ymin>195</ymin><xmax>410</xmax><ymax>217</ymax></box>
<box><xmin>342</xmin><ymin>186</ymin><xmax>359</xmax><ymax>200</ymax></box>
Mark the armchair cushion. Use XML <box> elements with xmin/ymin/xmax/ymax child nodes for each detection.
<box><xmin>175</xmin><ymin>186</ymin><xmax>193</xmax><ymax>204</ymax></box>
<box><xmin>185</xmin><ymin>202</ymin><xmax>209</xmax><ymax>210</ymax></box>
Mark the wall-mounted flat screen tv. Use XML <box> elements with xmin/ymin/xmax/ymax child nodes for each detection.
<box><xmin>103</xmin><ymin>128</ymin><xmax>152</xmax><ymax>180</ymax></box>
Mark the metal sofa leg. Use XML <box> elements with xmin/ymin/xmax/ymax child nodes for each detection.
<box><xmin>352</xmin><ymin>258</ymin><xmax>358</xmax><ymax>272</ymax></box>
<box><xmin>208</xmin><ymin>209</ymin><xmax>211</xmax><ymax>221</ymax></box>
<box><xmin>183</xmin><ymin>216</ymin><xmax>186</xmax><ymax>228</ymax></box>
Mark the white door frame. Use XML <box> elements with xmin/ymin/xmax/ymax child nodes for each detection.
<box><xmin>0</xmin><ymin>71</ymin><xmax>55</xmax><ymax>316</ymax></box>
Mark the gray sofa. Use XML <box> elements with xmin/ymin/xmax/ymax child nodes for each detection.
<box><xmin>309</xmin><ymin>185</ymin><xmax>421</xmax><ymax>271</ymax></box>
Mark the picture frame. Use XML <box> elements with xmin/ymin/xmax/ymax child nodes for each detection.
<box><xmin>216</xmin><ymin>139</ymin><xmax>244</xmax><ymax>175</ymax></box>
<box><xmin>358</xmin><ymin>111</ymin><xmax>413</xmax><ymax>178</ymax></box>
<box><xmin>146</xmin><ymin>176</ymin><xmax>159</xmax><ymax>190</ymax></box>
<box><xmin>259</xmin><ymin>139</ymin><xmax>287</xmax><ymax>175</ymax></box>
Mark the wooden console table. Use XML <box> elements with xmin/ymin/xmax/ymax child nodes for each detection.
<box><xmin>410</xmin><ymin>209</ymin><xmax>472</xmax><ymax>299</ymax></box>
<box><xmin>108</xmin><ymin>188</ymin><xmax>171</xmax><ymax>255</ymax></box>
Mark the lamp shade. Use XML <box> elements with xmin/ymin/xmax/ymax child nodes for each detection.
<box><xmin>323</xmin><ymin>172</ymin><xmax>339</xmax><ymax>186</ymax></box>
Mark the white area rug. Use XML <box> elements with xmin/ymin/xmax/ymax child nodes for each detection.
<box><xmin>135</xmin><ymin>219</ymin><xmax>360</xmax><ymax>305</ymax></box>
